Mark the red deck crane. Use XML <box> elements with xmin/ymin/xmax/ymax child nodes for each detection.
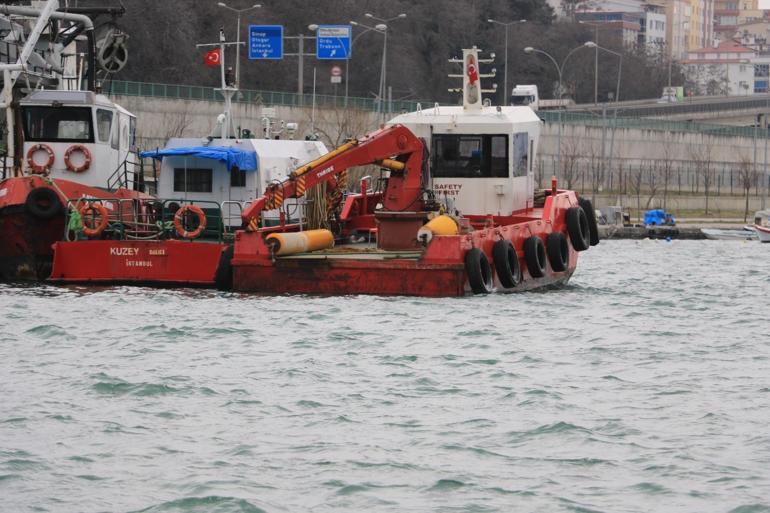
<box><xmin>240</xmin><ymin>124</ymin><xmax>427</xmax><ymax>234</ymax></box>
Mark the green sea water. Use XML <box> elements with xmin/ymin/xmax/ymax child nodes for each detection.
<box><xmin>1</xmin><ymin>239</ymin><xmax>769</xmax><ymax>513</ymax></box>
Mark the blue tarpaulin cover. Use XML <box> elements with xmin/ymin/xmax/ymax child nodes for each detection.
<box><xmin>139</xmin><ymin>146</ymin><xmax>257</xmax><ymax>171</ymax></box>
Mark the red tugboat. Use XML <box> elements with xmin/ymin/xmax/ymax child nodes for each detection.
<box><xmin>0</xmin><ymin>2</ymin><xmax>147</xmax><ymax>280</ymax></box>
<box><xmin>48</xmin><ymin>47</ymin><xmax>598</xmax><ymax>295</ymax></box>
<box><xmin>228</xmin><ymin>47</ymin><xmax>598</xmax><ymax>296</ymax></box>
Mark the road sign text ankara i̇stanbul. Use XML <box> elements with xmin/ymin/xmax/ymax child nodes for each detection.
<box><xmin>316</xmin><ymin>25</ymin><xmax>351</xmax><ymax>60</ymax></box>
<box><xmin>249</xmin><ymin>25</ymin><xmax>283</xmax><ymax>60</ymax></box>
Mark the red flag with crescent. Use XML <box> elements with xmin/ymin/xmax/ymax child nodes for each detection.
<box><xmin>204</xmin><ymin>48</ymin><xmax>221</xmax><ymax>67</ymax></box>
<box><xmin>467</xmin><ymin>55</ymin><xmax>479</xmax><ymax>86</ymax></box>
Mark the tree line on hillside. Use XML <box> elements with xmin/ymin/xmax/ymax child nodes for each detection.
<box><xmin>73</xmin><ymin>0</ymin><xmax>684</xmax><ymax>104</ymax></box>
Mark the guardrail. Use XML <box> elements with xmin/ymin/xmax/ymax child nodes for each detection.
<box><xmin>538</xmin><ymin>111</ymin><xmax>770</xmax><ymax>139</ymax></box>
<box><xmin>103</xmin><ymin>79</ymin><xmax>769</xmax><ymax>138</ymax></box>
<box><xmin>105</xmin><ymin>79</ymin><xmax>430</xmax><ymax>113</ymax></box>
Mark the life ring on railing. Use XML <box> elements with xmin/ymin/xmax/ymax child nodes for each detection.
<box><xmin>26</xmin><ymin>144</ymin><xmax>55</xmax><ymax>174</ymax></box>
<box><xmin>64</xmin><ymin>144</ymin><xmax>92</xmax><ymax>173</ymax></box>
<box><xmin>79</xmin><ymin>203</ymin><xmax>110</xmax><ymax>238</ymax></box>
<box><xmin>464</xmin><ymin>247</ymin><xmax>493</xmax><ymax>294</ymax></box>
<box><xmin>174</xmin><ymin>205</ymin><xmax>207</xmax><ymax>239</ymax></box>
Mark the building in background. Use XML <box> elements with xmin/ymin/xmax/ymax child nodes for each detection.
<box><xmin>682</xmin><ymin>39</ymin><xmax>756</xmax><ymax>94</ymax></box>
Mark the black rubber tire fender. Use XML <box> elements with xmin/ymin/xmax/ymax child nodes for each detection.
<box><xmin>578</xmin><ymin>197</ymin><xmax>600</xmax><ymax>246</ymax></box>
<box><xmin>464</xmin><ymin>247</ymin><xmax>493</xmax><ymax>294</ymax></box>
<box><xmin>523</xmin><ymin>236</ymin><xmax>547</xmax><ymax>278</ymax></box>
<box><xmin>546</xmin><ymin>232</ymin><xmax>569</xmax><ymax>272</ymax></box>
<box><xmin>25</xmin><ymin>187</ymin><xmax>62</xmax><ymax>220</ymax></box>
<box><xmin>214</xmin><ymin>245</ymin><xmax>234</xmax><ymax>291</ymax></box>
<box><xmin>492</xmin><ymin>239</ymin><xmax>520</xmax><ymax>289</ymax></box>
<box><xmin>565</xmin><ymin>206</ymin><xmax>590</xmax><ymax>251</ymax></box>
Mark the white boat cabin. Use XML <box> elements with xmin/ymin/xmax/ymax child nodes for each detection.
<box><xmin>20</xmin><ymin>90</ymin><xmax>137</xmax><ymax>188</ymax></box>
<box><xmin>388</xmin><ymin>47</ymin><xmax>540</xmax><ymax>216</ymax></box>
<box><xmin>151</xmin><ymin>137</ymin><xmax>327</xmax><ymax>226</ymax></box>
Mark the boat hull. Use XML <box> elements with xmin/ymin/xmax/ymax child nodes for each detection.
<box><xmin>49</xmin><ymin>240</ymin><xmax>228</xmax><ymax>286</ymax></box>
<box><xmin>755</xmin><ymin>225</ymin><xmax>770</xmax><ymax>242</ymax></box>
<box><xmin>230</xmin><ymin>191</ymin><xmax>584</xmax><ymax>297</ymax></box>
<box><xmin>0</xmin><ymin>175</ymin><xmax>150</xmax><ymax>281</ymax></box>
<box><xmin>232</xmin><ymin>256</ymin><xmax>573</xmax><ymax>297</ymax></box>
<box><xmin>701</xmin><ymin>228</ymin><xmax>757</xmax><ymax>241</ymax></box>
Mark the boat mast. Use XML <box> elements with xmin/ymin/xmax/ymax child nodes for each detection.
<box><xmin>197</xmin><ymin>29</ymin><xmax>240</xmax><ymax>140</ymax></box>
<box><xmin>447</xmin><ymin>46</ymin><xmax>497</xmax><ymax>110</ymax></box>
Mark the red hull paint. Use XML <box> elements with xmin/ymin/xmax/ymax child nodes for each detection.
<box><xmin>0</xmin><ymin>175</ymin><xmax>150</xmax><ymax>280</ymax></box>
<box><xmin>232</xmin><ymin>256</ymin><xmax>573</xmax><ymax>296</ymax></box>
<box><xmin>49</xmin><ymin>240</ymin><xmax>227</xmax><ymax>286</ymax></box>
<box><xmin>230</xmin><ymin>191</ymin><xmax>582</xmax><ymax>297</ymax></box>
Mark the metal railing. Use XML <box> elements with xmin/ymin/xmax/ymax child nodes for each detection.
<box><xmin>538</xmin><ymin>110</ymin><xmax>770</xmax><ymax>139</ymax></box>
<box><xmin>105</xmin><ymin>79</ymin><xmax>431</xmax><ymax>113</ymax></box>
<box><xmin>64</xmin><ymin>197</ymin><xmax>232</xmax><ymax>242</ymax></box>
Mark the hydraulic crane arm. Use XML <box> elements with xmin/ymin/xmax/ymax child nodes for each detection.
<box><xmin>241</xmin><ymin>124</ymin><xmax>426</xmax><ymax>228</ymax></box>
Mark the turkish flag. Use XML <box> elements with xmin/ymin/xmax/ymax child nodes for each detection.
<box><xmin>204</xmin><ymin>48</ymin><xmax>221</xmax><ymax>67</ymax></box>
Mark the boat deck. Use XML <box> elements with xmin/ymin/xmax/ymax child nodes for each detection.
<box><xmin>278</xmin><ymin>242</ymin><xmax>424</xmax><ymax>260</ymax></box>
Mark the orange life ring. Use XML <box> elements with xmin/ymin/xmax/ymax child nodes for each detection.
<box><xmin>26</xmin><ymin>143</ymin><xmax>55</xmax><ymax>174</ymax></box>
<box><xmin>174</xmin><ymin>205</ymin><xmax>207</xmax><ymax>239</ymax></box>
<box><xmin>79</xmin><ymin>203</ymin><xmax>110</xmax><ymax>238</ymax></box>
<box><xmin>64</xmin><ymin>144</ymin><xmax>92</xmax><ymax>173</ymax></box>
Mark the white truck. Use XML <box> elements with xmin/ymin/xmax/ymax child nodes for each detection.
<box><xmin>510</xmin><ymin>85</ymin><xmax>575</xmax><ymax>110</ymax></box>
<box><xmin>510</xmin><ymin>85</ymin><xmax>539</xmax><ymax>109</ymax></box>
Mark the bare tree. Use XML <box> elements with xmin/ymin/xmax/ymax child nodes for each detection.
<box><xmin>560</xmin><ymin>136</ymin><xmax>583</xmax><ymax>190</ymax></box>
<box><xmin>645</xmin><ymin>159</ymin><xmax>662</xmax><ymax>209</ymax></box>
<box><xmin>690</xmin><ymin>143</ymin><xmax>716</xmax><ymax>215</ymax></box>
<box><xmin>737</xmin><ymin>155</ymin><xmax>759</xmax><ymax>222</ymax></box>
<box><xmin>660</xmin><ymin>140</ymin><xmax>676</xmax><ymax>211</ymax></box>
<box><xmin>586</xmin><ymin>141</ymin><xmax>604</xmax><ymax>204</ymax></box>
<box><xmin>309</xmin><ymin>105</ymin><xmax>377</xmax><ymax>149</ymax></box>
<box><xmin>628</xmin><ymin>162</ymin><xmax>645</xmax><ymax>222</ymax></box>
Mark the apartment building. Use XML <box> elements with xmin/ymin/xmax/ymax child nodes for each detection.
<box><xmin>682</xmin><ymin>39</ymin><xmax>756</xmax><ymax>94</ymax></box>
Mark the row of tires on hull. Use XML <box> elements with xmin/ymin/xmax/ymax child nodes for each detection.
<box><xmin>464</xmin><ymin>199</ymin><xmax>599</xmax><ymax>294</ymax></box>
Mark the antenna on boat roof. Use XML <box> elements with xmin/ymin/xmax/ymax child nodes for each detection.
<box><xmin>447</xmin><ymin>46</ymin><xmax>497</xmax><ymax>111</ymax></box>
<box><xmin>195</xmin><ymin>28</ymin><xmax>243</xmax><ymax>139</ymax></box>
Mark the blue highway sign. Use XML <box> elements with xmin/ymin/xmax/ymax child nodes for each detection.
<box><xmin>316</xmin><ymin>25</ymin><xmax>351</xmax><ymax>60</ymax></box>
<box><xmin>249</xmin><ymin>25</ymin><xmax>283</xmax><ymax>59</ymax></box>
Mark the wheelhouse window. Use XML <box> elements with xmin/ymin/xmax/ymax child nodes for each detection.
<box><xmin>22</xmin><ymin>106</ymin><xmax>93</xmax><ymax>143</ymax></box>
<box><xmin>431</xmin><ymin>134</ymin><xmax>508</xmax><ymax>178</ymax></box>
<box><xmin>96</xmin><ymin>109</ymin><xmax>113</xmax><ymax>143</ymax></box>
<box><xmin>230</xmin><ymin>166</ymin><xmax>246</xmax><ymax>187</ymax></box>
<box><xmin>173</xmin><ymin>168</ymin><xmax>212</xmax><ymax>193</ymax></box>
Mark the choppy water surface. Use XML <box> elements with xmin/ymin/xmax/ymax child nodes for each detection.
<box><xmin>1</xmin><ymin>240</ymin><xmax>769</xmax><ymax>513</ymax></box>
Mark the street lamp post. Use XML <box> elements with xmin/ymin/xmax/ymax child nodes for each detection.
<box><xmin>487</xmin><ymin>18</ymin><xmax>526</xmax><ymax>106</ymax></box>
<box><xmin>348</xmin><ymin>21</ymin><xmax>387</xmax><ymax>109</ymax></box>
<box><xmin>364</xmin><ymin>12</ymin><xmax>406</xmax><ymax>119</ymax></box>
<box><xmin>585</xmin><ymin>42</ymin><xmax>622</xmax><ymax>203</ymax></box>
<box><xmin>578</xmin><ymin>20</ymin><xmax>603</xmax><ymax>105</ymax></box>
<box><xmin>217</xmin><ymin>2</ymin><xmax>261</xmax><ymax>89</ymax></box>
<box><xmin>523</xmin><ymin>42</ymin><xmax>593</xmax><ymax>176</ymax></box>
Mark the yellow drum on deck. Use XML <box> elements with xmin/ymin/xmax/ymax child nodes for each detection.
<box><xmin>266</xmin><ymin>229</ymin><xmax>334</xmax><ymax>256</ymax></box>
<box><xmin>417</xmin><ymin>215</ymin><xmax>459</xmax><ymax>243</ymax></box>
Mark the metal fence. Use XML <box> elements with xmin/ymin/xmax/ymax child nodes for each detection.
<box><xmin>105</xmin><ymin>79</ymin><xmax>431</xmax><ymax>113</ymax></box>
<box><xmin>538</xmin><ymin>111</ymin><xmax>770</xmax><ymax>139</ymax></box>
<box><xmin>536</xmin><ymin>155</ymin><xmax>770</xmax><ymax>199</ymax></box>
